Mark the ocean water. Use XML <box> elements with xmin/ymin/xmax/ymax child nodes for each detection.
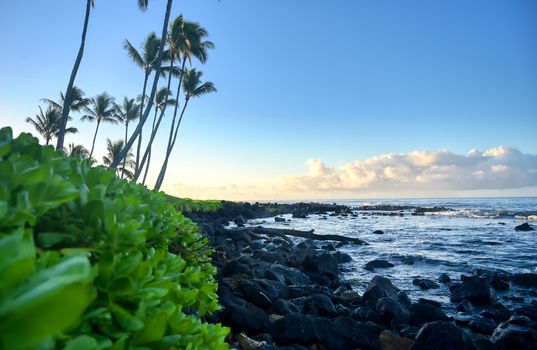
<box><xmin>250</xmin><ymin>197</ymin><xmax>537</xmax><ymax>313</ymax></box>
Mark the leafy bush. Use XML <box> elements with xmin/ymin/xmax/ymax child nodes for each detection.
<box><xmin>168</xmin><ymin>196</ymin><xmax>222</xmax><ymax>214</ymax></box>
<box><xmin>0</xmin><ymin>127</ymin><xmax>229</xmax><ymax>349</ymax></box>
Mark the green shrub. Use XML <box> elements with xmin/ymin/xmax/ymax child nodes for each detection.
<box><xmin>168</xmin><ymin>197</ymin><xmax>222</xmax><ymax>214</ymax></box>
<box><xmin>0</xmin><ymin>128</ymin><xmax>229</xmax><ymax>350</ymax></box>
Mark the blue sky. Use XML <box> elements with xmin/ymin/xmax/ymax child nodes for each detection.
<box><xmin>1</xmin><ymin>0</ymin><xmax>536</xmax><ymax>199</ymax></box>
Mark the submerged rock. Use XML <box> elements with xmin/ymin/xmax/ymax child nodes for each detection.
<box><xmin>413</xmin><ymin>278</ymin><xmax>440</xmax><ymax>290</ymax></box>
<box><xmin>365</xmin><ymin>259</ymin><xmax>395</xmax><ymax>271</ymax></box>
<box><xmin>438</xmin><ymin>273</ymin><xmax>452</xmax><ymax>284</ymax></box>
<box><xmin>514</xmin><ymin>222</ymin><xmax>534</xmax><ymax>231</ymax></box>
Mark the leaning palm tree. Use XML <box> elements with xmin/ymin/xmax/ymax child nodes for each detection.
<box><xmin>123</xmin><ymin>32</ymin><xmax>161</xmax><ymax>171</ymax></box>
<box><xmin>26</xmin><ymin>105</ymin><xmax>78</xmax><ymax>145</ymax></box>
<box><xmin>136</xmin><ymin>87</ymin><xmax>176</xmax><ymax>184</ymax></box>
<box><xmin>56</xmin><ymin>0</ymin><xmax>94</xmax><ymax>152</ymax></box>
<box><xmin>114</xmin><ymin>97</ymin><xmax>140</xmax><ymax>178</ymax></box>
<box><xmin>43</xmin><ymin>86</ymin><xmax>89</xmax><ymax>114</ymax></box>
<box><xmin>102</xmin><ymin>139</ymin><xmax>135</xmax><ymax>180</ymax></box>
<box><xmin>65</xmin><ymin>143</ymin><xmax>91</xmax><ymax>160</ymax></box>
<box><xmin>81</xmin><ymin>93</ymin><xmax>117</xmax><ymax>158</ymax></box>
<box><xmin>154</xmin><ymin>69</ymin><xmax>216</xmax><ymax>190</ymax></box>
<box><xmin>109</xmin><ymin>0</ymin><xmax>174</xmax><ymax>171</ymax></box>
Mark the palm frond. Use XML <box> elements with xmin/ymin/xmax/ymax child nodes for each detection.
<box><xmin>124</xmin><ymin>39</ymin><xmax>145</xmax><ymax>69</ymax></box>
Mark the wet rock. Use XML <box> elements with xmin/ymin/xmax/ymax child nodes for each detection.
<box><xmin>237</xmin><ymin>332</ymin><xmax>267</xmax><ymax>350</ymax></box>
<box><xmin>332</xmin><ymin>251</ymin><xmax>352</xmax><ymax>263</ymax></box>
<box><xmin>408</xmin><ymin>303</ymin><xmax>449</xmax><ymax>326</ymax></box>
<box><xmin>450</xmin><ymin>280</ymin><xmax>498</xmax><ymax>305</ymax></box>
<box><xmin>514</xmin><ymin>222</ymin><xmax>534</xmax><ymax>231</ymax></box>
<box><xmin>218</xmin><ymin>285</ymin><xmax>268</xmax><ymax>333</ymax></box>
<box><xmin>410</xmin><ymin>321</ymin><xmax>477</xmax><ymax>350</ymax></box>
<box><xmin>491</xmin><ymin>316</ymin><xmax>537</xmax><ymax>350</ymax></box>
<box><xmin>363</xmin><ymin>276</ymin><xmax>400</xmax><ymax>306</ymax></box>
<box><xmin>239</xmin><ymin>279</ymin><xmax>289</xmax><ymax>308</ymax></box>
<box><xmin>481</xmin><ymin>303</ymin><xmax>512</xmax><ymax>324</ymax></box>
<box><xmin>234</xmin><ymin>215</ymin><xmax>246</xmax><ymax>227</ymax></box>
<box><xmin>303</xmin><ymin>252</ymin><xmax>339</xmax><ymax>278</ymax></box>
<box><xmin>373</xmin><ymin>230</ymin><xmax>385</xmax><ymax>235</ymax></box>
<box><xmin>512</xmin><ymin>273</ymin><xmax>537</xmax><ymax>288</ymax></box>
<box><xmin>265</xmin><ymin>264</ymin><xmax>311</xmax><ymax>286</ymax></box>
<box><xmin>456</xmin><ymin>299</ymin><xmax>475</xmax><ymax>313</ymax></box>
<box><xmin>413</xmin><ymin>278</ymin><xmax>440</xmax><ymax>290</ymax></box>
<box><xmin>350</xmin><ymin>305</ymin><xmax>381</xmax><ymax>323</ymax></box>
<box><xmin>365</xmin><ymin>259</ymin><xmax>395</xmax><ymax>271</ymax></box>
<box><xmin>398</xmin><ymin>291</ymin><xmax>412</xmax><ymax>306</ymax></box>
<box><xmin>377</xmin><ymin>297</ymin><xmax>411</xmax><ymax>324</ymax></box>
<box><xmin>439</xmin><ymin>273</ymin><xmax>452</xmax><ymax>284</ymax></box>
<box><xmin>379</xmin><ymin>330</ymin><xmax>415</xmax><ymax>350</ymax></box>
<box><xmin>274</xmin><ymin>217</ymin><xmax>286</xmax><ymax>222</ymax></box>
<box><xmin>418</xmin><ymin>298</ymin><xmax>442</xmax><ymax>308</ymax></box>
<box><xmin>454</xmin><ymin>314</ymin><xmax>496</xmax><ymax>335</ymax></box>
<box><xmin>270</xmin><ymin>298</ymin><xmax>301</xmax><ymax>315</ymax></box>
<box><xmin>291</xmin><ymin>208</ymin><xmax>308</xmax><ymax>218</ymax></box>
<box><xmin>514</xmin><ymin>304</ymin><xmax>537</xmax><ymax>321</ymax></box>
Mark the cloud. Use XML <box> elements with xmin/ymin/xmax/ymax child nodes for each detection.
<box><xmin>280</xmin><ymin>146</ymin><xmax>537</xmax><ymax>193</ymax></box>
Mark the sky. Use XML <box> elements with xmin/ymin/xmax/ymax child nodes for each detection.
<box><xmin>0</xmin><ymin>0</ymin><xmax>536</xmax><ymax>200</ymax></box>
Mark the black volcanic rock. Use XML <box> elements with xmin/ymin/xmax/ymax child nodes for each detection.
<box><xmin>512</xmin><ymin>273</ymin><xmax>537</xmax><ymax>288</ymax></box>
<box><xmin>364</xmin><ymin>259</ymin><xmax>394</xmax><ymax>271</ymax></box>
<box><xmin>410</xmin><ymin>321</ymin><xmax>477</xmax><ymax>350</ymax></box>
<box><xmin>363</xmin><ymin>276</ymin><xmax>400</xmax><ymax>306</ymax></box>
<box><xmin>515</xmin><ymin>222</ymin><xmax>534</xmax><ymax>231</ymax></box>
<box><xmin>450</xmin><ymin>280</ymin><xmax>498</xmax><ymax>305</ymax></box>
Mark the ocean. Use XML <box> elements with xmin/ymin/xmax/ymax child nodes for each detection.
<box><xmin>249</xmin><ymin>197</ymin><xmax>537</xmax><ymax>313</ymax></box>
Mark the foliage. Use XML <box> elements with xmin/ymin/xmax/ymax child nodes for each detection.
<box><xmin>168</xmin><ymin>196</ymin><xmax>222</xmax><ymax>214</ymax></box>
<box><xmin>0</xmin><ymin>127</ymin><xmax>229</xmax><ymax>350</ymax></box>
<box><xmin>25</xmin><ymin>105</ymin><xmax>78</xmax><ymax>145</ymax></box>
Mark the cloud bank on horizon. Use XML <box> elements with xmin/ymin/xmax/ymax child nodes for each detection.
<box><xmin>168</xmin><ymin>146</ymin><xmax>537</xmax><ymax>200</ymax></box>
<box><xmin>283</xmin><ymin>146</ymin><xmax>537</xmax><ymax>192</ymax></box>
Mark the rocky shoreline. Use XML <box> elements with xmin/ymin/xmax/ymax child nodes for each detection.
<box><xmin>187</xmin><ymin>202</ymin><xmax>537</xmax><ymax>350</ymax></box>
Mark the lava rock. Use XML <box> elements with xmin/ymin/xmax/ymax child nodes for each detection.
<box><xmin>450</xmin><ymin>280</ymin><xmax>498</xmax><ymax>305</ymax></box>
<box><xmin>410</xmin><ymin>321</ymin><xmax>477</xmax><ymax>350</ymax></box>
<box><xmin>418</xmin><ymin>298</ymin><xmax>442</xmax><ymax>308</ymax></box>
<box><xmin>239</xmin><ymin>279</ymin><xmax>289</xmax><ymax>308</ymax></box>
<box><xmin>512</xmin><ymin>273</ymin><xmax>537</xmax><ymax>288</ymax></box>
<box><xmin>408</xmin><ymin>303</ymin><xmax>449</xmax><ymax>326</ymax></box>
<box><xmin>274</xmin><ymin>217</ymin><xmax>286</xmax><ymax>222</ymax></box>
<box><xmin>265</xmin><ymin>264</ymin><xmax>311</xmax><ymax>286</ymax></box>
<box><xmin>365</xmin><ymin>259</ymin><xmax>395</xmax><ymax>271</ymax></box>
<box><xmin>439</xmin><ymin>273</ymin><xmax>452</xmax><ymax>284</ymax></box>
<box><xmin>303</xmin><ymin>252</ymin><xmax>339</xmax><ymax>278</ymax></box>
<box><xmin>491</xmin><ymin>316</ymin><xmax>537</xmax><ymax>350</ymax></box>
<box><xmin>373</xmin><ymin>230</ymin><xmax>385</xmax><ymax>235</ymax></box>
<box><xmin>234</xmin><ymin>215</ymin><xmax>246</xmax><ymax>227</ymax></box>
<box><xmin>376</xmin><ymin>297</ymin><xmax>411</xmax><ymax>324</ymax></box>
<box><xmin>218</xmin><ymin>285</ymin><xmax>268</xmax><ymax>333</ymax></box>
<box><xmin>456</xmin><ymin>299</ymin><xmax>475</xmax><ymax>313</ymax></box>
<box><xmin>413</xmin><ymin>278</ymin><xmax>440</xmax><ymax>290</ymax></box>
<box><xmin>378</xmin><ymin>330</ymin><xmax>415</xmax><ymax>350</ymax></box>
<box><xmin>363</xmin><ymin>276</ymin><xmax>400</xmax><ymax>306</ymax></box>
<box><xmin>514</xmin><ymin>222</ymin><xmax>535</xmax><ymax>231</ymax></box>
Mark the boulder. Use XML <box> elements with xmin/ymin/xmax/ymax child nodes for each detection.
<box><xmin>218</xmin><ymin>285</ymin><xmax>267</xmax><ymax>333</ymax></box>
<box><xmin>303</xmin><ymin>252</ymin><xmax>339</xmax><ymax>278</ymax></box>
<box><xmin>376</xmin><ymin>297</ymin><xmax>410</xmax><ymax>324</ymax></box>
<box><xmin>456</xmin><ymin>299</ymin><xmax>474</xmax><ymax>313</ymax></box>
<box><xmin>332</xmin><ymin>251</ymin><xmax>353</xmax><ymax>264</ymax></box>
<box><xmin>365</xmin><ymin>259</ymin><xmax>395</xmax><ymax>271</ymax></box>
<box><xmin>454</xmin><ymin>314</ymin><xmax>496</xmax><ymax>335</ymax></box>
<box><xmin>514</xmin><ymin>222</ymin><xmax>534</xmax><ymax>231</ymax></box>
<box><xmin>274</xmin><ymin>216</ymin><xmax>286</xmax><ymax>222</ymax></box>
<box><xmin>363</xmin><ymin>276</ymin><xmax>400</xmax><ymax>305</ymax></box>
<box><xmin>511</xmin><ymin>273</ymin><xmax>537</xmax><ymax>288</ymax></box>
<box><xmin>379</xmin><ymin>330</ymin><xmax>415</xmax><ymax>350</ymax></box>
<box><xmin>413</xmin><ymin>278</ymin><xmax>440</xmax><ymax>290</ymax></box>
<box><xmin>350</xmin><ymin>305</ymin><xmax>381</xmax><ymax>323</ymax></box>
<box><xmin>491</xmin><ymin>316</ymin><xmax>537</xmax><ymax>350</ymax></box>
<box><xmin>450</xmin><ymin>280</ymin><xmax>498</xmax><ymax>305</ymax></box>
<box><xmin>409</xmin><ymin>303</ymin><xmax>449</xmax><ymax>326</ymax></box>
<box><xmin>373</xmin><ymin>230</ymin><xmax>385</xmax><ymax>235</ymax></box>
<box><xmin>410</xmin><ymin>321</ymin><xmax>477</xmax><ymax>350</ymax></box>
<box><xmin>234</xmin><ymin>215</ymin><xmax>246</xmax><ymax>227</ymax></box>
<box><xmin>239</xmin><ymin>279</ymin><xmax>289</xmax><ymax>308</ymax></box>
<box><xmin>514</xmin><ymin>304</ymin><xmax>537</xmax><ymax>321</ymax></box>
<box><xmin>418</xmin><ymin>298</ymin><xmax>442</xmax><ymax>308</ymax></box>
<box><xmin>265</xmin><ymin>264</ymin><xmax>311</xmax><ymax>286</ymax></box>
<box><xmin>438</xmin><ymin>273</ymin><xmax>452</xmax><ymax>284</ymax></box>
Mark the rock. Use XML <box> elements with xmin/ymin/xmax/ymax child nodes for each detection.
<box><xmin>237</xmin><ymin>332</ymin><xmax>267</xmax><ymax>350</ymax></box>
<box><xmin>418</xmin><ymin>298</ymin><xmax>442</xmax><ymax>308</ymax></box>
<box><xmin>265</xmin><ymin>264</ymin><xmax>311</xmax><ymax>286</ymax></box>
<box><xmin>454</xmin><ymin>314</ymin><xmax>496</xmax><ymax>335</ymax></box>
<box><xmin>515</xmin><ymin>222</ymin><xmax>534</xmax><ymax>231</ymax></box>
<box><xmin>491</xmin><ymin>316</ymin><xmax>537</xmax><ymax>350</ymax></box>
<box><xmin>450</xmin><ymin>280</ymin><xmax>498</xmax><ymax>305</ymax></box>
<box><xmin>456</xmin><ymin>299</ymin><xmax>475</xmax><ymax>313</ymax></box>
<box><xmin>350</xmin><ymin>306</ymin><xmax>381</xmax><ymax>323</ymax></box>
<box><xmin>514</xmin><ymin>304</ymin><xmax>537</xmax><ymax>321</ymax></box>
<box><xmin>376</xmin><ymin>297</ymin><xmax>411</xmax><ymax>324</ymax></box>
<box><xmin>223</xmin><ymin>257</ymin><xmax>251</xmax><ymax>277</ymax></box>
<box><xmin>481</xmin><ymin>303</ymin><xmax>512</xmax><ymax>324</ymax></box>
<box><xmin>439</xmin><ymin>273</ymin><xmax>452</xmax><ymax>284</ymax></box>
<box><xmin>413</xmin><ymin>278</ymin><xmax>440</xmax><ymax>290</ymax></box>
<box><xmin>303</xmin><ymin>294</ymin><xmax>338</xmax><ymax>317</ymax></box>
<box><xmin>274</xmin><ymin>217</ymin><xmax>286</xmax><ymax>222</ymax></box>
<box><xmin>379</xmin><ymin>330</ymin><xmax>415</xmax><ymax>350</ymax></box>
<box><xmin>512</xmin><ymin>273</ymin><xmax>537</xmax><ymax>288</ymax></box>
<box><xmin>234</xmin><ymin>215</ymin><xmax>246</xmax><ymax>227</ymax></box>
<box><xmin>365</xmin><ymin>259</ymin><xmax>395</xmax><ymax>271</ymax></box>
<box><xmin>363</xmin><ymin>276</ymin><xmax>400</xmax><ymax>306</ymax></box>
<box><xmin>408</xmin><ymin>303</ymin><xmax>449</xmax><ymax>326</ymax></box>
<box><xmin>410</xmin><ymin>321</ymin><xmax>477</xmax><ymax>350</ymax></box>
<box><xmin>332</xmin><ymin>251</ymin><xmax>352</xmax><ymax>263</ymax></box>
<box><xmin>373</xmin><ymin>230</ymin><xmax>385</xmax><ymax>235</ymax></box>
<box><xmin>218</xmin><ymin>285</ymin><xmax>268</xmax><ymax>333</ymax></box>
<box><xmin>239</xmin><ymin>279</ymin><xmax>289</xmax><ymax>309</ymax></box>
<box><xmin>398</xmin><ymin>291</ymin><xmax>412</xmax><ymax>306</ymax></box>
<box><xmin>303</xmin><ymin>252</ymin><xmax>339</xmax><ymax>278</ymax></box>
<box><xmin>292</xmin><ymin>208</ymin><xmax>308</xmax><ymax>218</ymax></box>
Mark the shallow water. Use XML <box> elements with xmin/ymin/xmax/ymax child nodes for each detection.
<box><xmin>249</xmin><ymin>197</ymin><xmax>537</xmax><ymax>313</ymax></box>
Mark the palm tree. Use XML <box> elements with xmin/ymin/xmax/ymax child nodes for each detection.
<box><xmin>65</xmin><ymin>143</ymin><xmax>90</xmax><ymax>160</ymax></box>
<box><xmin>137</xmin><ymin>87</ymin><xmax>176</xmax><ymax>184</ymax></box>
<box><xmin>114</xmin><ymin>97</ymin><xmax>139</xmax><ymax>178</ymax></box>
<box><xmin>56</xmin><ymin>0</ymin><xmax>94</xmax><ymax>151</ymax></box>
<box><xmin>123</xmin><ymin>32</ymin><xmax>162</xmax><ymax>170</ymax></box>
<box><xmin>26</xmin><ymin>105</ymin><xmax>78</xmax><ymax>145</ymax></box>
<box><xmin>43</xmin><ymin>86</ymin><xmax>89</xmax><ymax>114</ymax></box>
<box><xmin>81</xmin><ymin>93</ymin><xmax>117</xmax><ymax>158</ymax></box>
<box><xmin>109</xmin><ymin>0</ymin><xmax>174</xmax><ymax>171</ymax></box>
<box><xmin>102</xmin><ymin>139</ymin><xmax>135</xmax><ymax>179</ymax></box>
<box><xmin>154</xmin><ymin>69</ymin><xmax>216</xmax><ymax>190</ymax></box>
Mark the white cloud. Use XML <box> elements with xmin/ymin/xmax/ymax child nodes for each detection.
<box><xmin>279</xmin><ymin>146</ymin><xmax>537</xmax><ymax>193</ymax></box>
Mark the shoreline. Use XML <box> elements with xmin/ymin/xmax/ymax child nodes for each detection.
<box><xmin>187</xmin><ymin>201</ymin><xmax>537</xmax><ymax>350</ymax></box>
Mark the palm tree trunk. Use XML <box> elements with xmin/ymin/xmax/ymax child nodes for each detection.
<box><xmin>56</xmin><ymin>0</ymin><xmax>92</xmax><ymax>151</ymax></box>
<box><xmin>141</xmin><ymin>106</ymin><xmax>159</xmax><ymax>185</ymax></box>
<box><xmin>109</xmin><ymin>0</ymin><xmax>173</xmax><ymax>170</ymax></box>
<box><xmin>135</xmin><ymin>72</ymin><xmax>149</xmax><ymax>172</ymax></box>
<box><xmin>154</xmin><ymin>98</ymin><xmax>189</xmax><ymax>191</ymax></box>
<box><xmin>165</xmin><ymin>58</ymin><xmax>186</xmax><ymax>154</ymax></box>
<box><xmin>134</xmin><ymin>60</ymin><xmax>175</xmax><ymax>182</ymax></box>
<box><xmin>89</xmin><ymin>119</ymin><xmax>101</xmax><ymax>159</ymax></box>
<box><xmin>121</xmin><ymin>121</ymin><xmax>129</xmax><ymax>179</ymax></box>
